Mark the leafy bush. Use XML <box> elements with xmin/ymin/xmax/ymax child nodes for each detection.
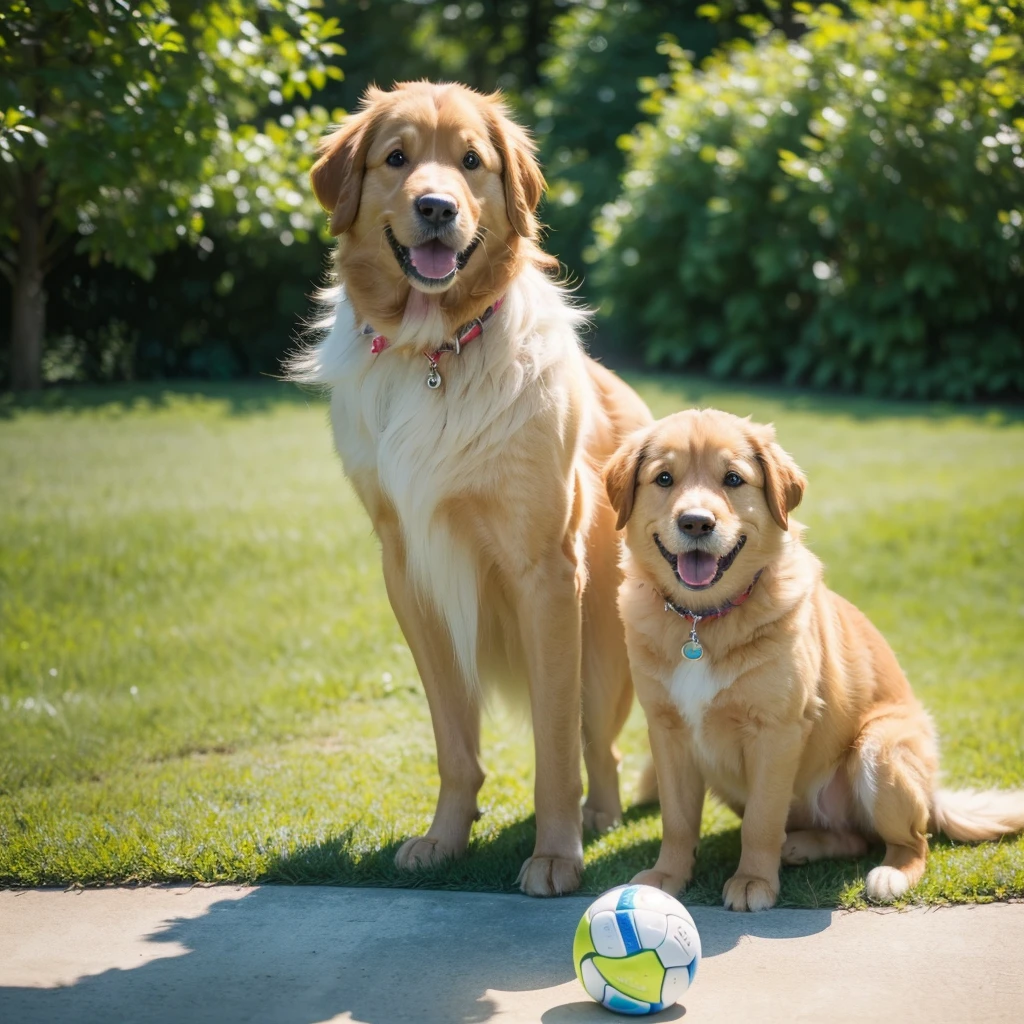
<box><xmin>0</xmin><ymin>231</ymin><xmax>322</xmax><ymax>385</ymax></box>
<box><xmin>592</xmin><ymin>1</ymin><xmax>1024</xmax><ymax>400</ymax></box>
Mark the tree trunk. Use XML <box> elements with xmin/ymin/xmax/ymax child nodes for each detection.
<box><xmin>10</xmin><ymin>170</ymin><xmax>47</xmax><ymax>392</ymax></box>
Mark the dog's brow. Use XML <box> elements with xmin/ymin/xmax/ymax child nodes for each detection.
<box><xmin>369</xmin><ymin>127</ymin><xmax>414</xmax><ymax>159</ymax></box>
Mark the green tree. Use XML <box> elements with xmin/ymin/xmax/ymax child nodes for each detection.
<box><xmin>0</xmin><ymin>0</ymin><xmax>343</xmax><ymax>391</ymax></box>
<box><xmin>403</xmin><ymin>0</ymin><xmax>564</xmax><ymax>93</ymax></box>
<box><xmin>536</xmin><ymin>0</ymin><xmax>721</xmax><ymax>282</ymax></box>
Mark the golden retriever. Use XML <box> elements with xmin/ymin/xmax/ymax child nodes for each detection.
<box><xmin>605</xmin><ymin>408</ymin><xmax>1024</xmax><ymax>909</ymax></box>
<box><xmin>288</xmin><ymin>81</ymin><xmax>651</xmax><ymax>896</ymax></box>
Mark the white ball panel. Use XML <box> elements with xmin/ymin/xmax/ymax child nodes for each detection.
<box><xmin>590</xmin><ymin>910</ymin><xmax>628</xmax><ymax>958</ymax></box>
<box><xmin>632</xmin><ymin>908</ymin><xmax>668</xmax><ymax>950</ymax></box>
<box><xmin>580</xmin><ymin>958</ymin><xmax>607</xmax><ymax>1004</ymax></box>
<box><xmin>631</xmin><ymin>885</ymin><xmax>685</xmax><ymax>916</ymax></box>
<box><xmin>656</xmin><ymin>915</ymin><xmax>700</xmax><ymax>968</ymax></box>
<box><xmin>660</xmin><ymin>966</ymin><xmax>691</xmax><ymax>1004</ymax></box>
<box><xmin>587</xmin><ymin>885</ymin><xmax>629</xmax><ymax>918</ymax></box>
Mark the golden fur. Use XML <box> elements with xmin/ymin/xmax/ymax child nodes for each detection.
<box><xmin>291</xmin><ymin>82</ymin><xmax>651</xmax><ymax>896</ymax></box>
<box><xmin>605</xmin><ymin>409</ymin><xmax>1024</xmax><ymax>910</ymax></box>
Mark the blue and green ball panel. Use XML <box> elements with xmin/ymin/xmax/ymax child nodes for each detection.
<box><xmin>573</xmin><ymin>884</ymin><xmax>700</xmax><ymax>1015</ymax></box>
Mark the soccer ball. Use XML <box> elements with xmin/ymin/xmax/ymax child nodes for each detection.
<box><xmin>573</xmin><ymin>884</ymin><xmax>701</xmax><ymax>1015</ymax></box>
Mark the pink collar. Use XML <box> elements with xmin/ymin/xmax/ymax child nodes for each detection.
<box><xmin>662</xmin><ymin>569</ymin><xmax>764</xmax><ymax>624</ymax></box>
<box><xmin>662</xmin><ymin>569</ymin><xmax>764</xmax><ymax>661</ymax></box>
<box><xmin>364</xmin><ymin>296</ymin><xmax>505</xmax><ymax>389</ymax></box>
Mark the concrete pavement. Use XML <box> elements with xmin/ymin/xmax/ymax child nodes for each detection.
<box><xmin>2</xmin><ymin>885</ymin><xmax>1022</xmax><ymax>1023</ymax></box>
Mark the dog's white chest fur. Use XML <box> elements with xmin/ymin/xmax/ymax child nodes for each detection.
<box><xmin>667</xmin><ymin>656</ymin><xmax>724</xmax><ymax>732</ymax></box>
<box><xmin>291</xmin><ymin>267</ymin><xmax>587</xmax><ymax>690</ymax></box>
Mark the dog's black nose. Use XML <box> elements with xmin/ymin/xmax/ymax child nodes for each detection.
<box><xmin>678</xmin><ymin>509</ymin><xmax>716</xmax><ymax>534</ymax></box>
<box><xmin>416</xmin><ymin>193</ymin><xmax>459</xmax><ymax>226</ymax></box>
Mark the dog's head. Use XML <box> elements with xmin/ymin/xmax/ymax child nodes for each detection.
<box><xmin>310</xmin><ymin>81</ymin><xmax>554</xmax><ymax>339</ymax></box>
<box><xmin>605</xmin><ymin>409</ymin><xmax>806</xmax><ymax>605</ymax></box>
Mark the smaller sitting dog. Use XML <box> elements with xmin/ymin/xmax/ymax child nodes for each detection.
<box><xmin>605</xmin><ymin>408</ymin><xmax>1024</xmax><ymax>910</ymax></box>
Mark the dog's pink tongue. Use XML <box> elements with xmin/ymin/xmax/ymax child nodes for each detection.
<box><xmin>409</xmin><ymin>240</ymin><xmax>457</xmax><ymax>279</ymax></box>
<box><xmin>678</xmin><ymin>550</ymin><xmax>718</xmax><ymax>587</ymax></box>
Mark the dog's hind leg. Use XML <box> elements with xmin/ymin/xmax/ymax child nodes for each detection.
<box><xmin>781</xmin><ymin>829</ymin><xmax>868</xmax><ymax>865</ymax></box>
<box><xmin>581</xmin><ymin>640</ymin><xmax>632</xmax><ymax>833</ymax></box>
<box><xmin>851</xmin><ymin>708</ymin><xmax>938</xmax><ymax>902</ymax></box>
<box><xmin>580</xmin><ymin>512</ymin><xmax>633</xmax><ymax>833</ymax></box>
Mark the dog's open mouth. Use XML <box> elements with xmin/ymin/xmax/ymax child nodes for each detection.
<box><xmin>385</xmin><ymin>225</ymin><xmax>480</xmax><ymax>287</ymax></box>
<box><xmin>654</xmin><ymin>534</ymin><xmax>747</xmax><ymax>590</ymax></box>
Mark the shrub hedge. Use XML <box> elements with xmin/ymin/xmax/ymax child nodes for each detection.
<box><xmin>0</xmin><ymin>233</ymin><xmax>323</xmax><ymax>385</ymax></box>
<box><xmin>592</xmin><ymin>1</ymin><xmax>1024</xmax><ymax>400</ymax></box>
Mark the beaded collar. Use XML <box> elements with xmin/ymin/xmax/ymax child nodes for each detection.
<box><xmin>362</xmin><ymin>296</ymin><xmax>505</xmax><ymax>390</ymax></box>
<box><xmin>661</xmin><ymin>569</ymin><xmax>764</xmax><ymax>661</ymax></box>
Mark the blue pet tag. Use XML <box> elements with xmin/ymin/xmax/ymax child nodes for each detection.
<box><xmin>682</xmin><ymin>639</ymin><xmax>703</xmax><ymax>661</ymax></box>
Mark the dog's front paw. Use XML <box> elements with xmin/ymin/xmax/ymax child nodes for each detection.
<box><xmin>723</xmin><ymin>872</ymin><xmax>778</xmax><ymax>912</ymax></box>
<box><xmin>394</xmin><ymin>835</ymin><xmax>460</xmax><ymax>872</ymax></box>
<box><xmin>864</xmin><ymin>865</ymin><xmax>910</xmax><ymax>903</ymax></box>
<box><xmin>630</xmin><ymin>868</ymin><xmax>689</xmax><ymax>896</ymax></box>
<box><xmin>518</xmin><ymin>854</ymin><xmax>582</xmax><ymax>897</ymax></box>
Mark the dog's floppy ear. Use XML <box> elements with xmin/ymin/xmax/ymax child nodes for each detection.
<box><xmin>310</xmin><ymin>88</ymin><xmax>384</xmax><ymax>236</ymax></box>
<box><xmin>483</xmin><ymin>93</ymin><xmax>546</xmax><ymax>239</ymax></box>
<box><xmin>751</xmin><ymin>424</ymin><xmax>806</xmax><ymax>530</ymax></box>
<box><xmin>604</xmin><ymin>432</ymin><xmax>650</xmax><ymax>532</ymax></box>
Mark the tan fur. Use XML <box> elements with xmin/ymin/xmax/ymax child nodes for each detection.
<box><xmin>606</xmin><ymin>409</ymin><xmax>1024</xmax><ymax>909</ymax></box>
<box><xmin>297</xmin><ymin>82</ymin><xmax>651</xmax><ymax>896</ymax></box>
<box><xmin>309</xmin><ymin>81</ymin><xmax>556</xmax><ymax>338</ymax></box>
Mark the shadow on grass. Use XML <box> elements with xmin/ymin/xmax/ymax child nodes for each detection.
<box><xmin>2</xmin><ymin>373</ymin><xmax>1021</xmax><ymax>424</ymax></box>
<box><xmin>262</xmin><ymin>806</ymin><xmax>662</xmax><ymax>896</ymax></box>
<box><xmin>622</xmin><ymin>370</ymin><xmax>1024</xmax><ymax>426</ymax></box>
<box><xmin>263</xmin><ymin>817</ymin><xmax>537</xmax><ymax>894</ymax></box>
<box><xmin>260</xmin><ymin>804</ymin><xmax>872</xmax><ymax>912</ymax></box>
<box><xmin>586</xmin><ymin>814</ymin><xmax>877</xmax><ymax>911</ymax></box>
<box><xmin>0</xmin><ymin>378</ymin><xmax>325</xmax><ymax>419</ymax></box>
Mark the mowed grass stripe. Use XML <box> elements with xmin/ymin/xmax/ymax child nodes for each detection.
<box><xmin>1</xmin><ymin>380</ymin><xmax>1022</xmax><ymax>906</ymax></box>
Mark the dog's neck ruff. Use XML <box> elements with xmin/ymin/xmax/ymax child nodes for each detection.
<box><xmin>662</xmin><ymin>569</ymin><xmax>764</xmax><ymax>662</ymax></box>
<box><xmin>363</xmin><ymin>295</ymin><xmax>505</xmax><ymax>390</ymax></box>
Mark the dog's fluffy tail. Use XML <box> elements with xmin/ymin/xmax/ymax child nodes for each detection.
<box><xmin>930</xmin><ymin>788</ymin><xmax>1024</xmax><ymax>842</ymax></box>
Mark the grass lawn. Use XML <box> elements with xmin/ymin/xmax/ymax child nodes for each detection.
<box><xmin>1</xmin><ymin>377</ymin><xmax>1022</xmax><ymax>908</ymax></box>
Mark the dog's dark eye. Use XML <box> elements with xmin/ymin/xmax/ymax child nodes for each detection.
<box><xmin>386</xmin><ymin>150</ymin><xmax>406</xmax><ymax>168</ymax></box>
<box><xmin>724</xmin><ymin>471</ymin><xmax>744</xmax><ymax>488</ymax></box>
<box><xmin>655</xmin><ymin>471</ymin><xmax>673</xmax><ymax>488</ymax></box>
<box><xmin>462</xmin><ymin>151</ymin><xmax>480</xmax><ymax>170</ymax></box>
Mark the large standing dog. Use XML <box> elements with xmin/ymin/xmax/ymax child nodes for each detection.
<box><xmin>289</xmin><ymin>82</ymin><xmax>651</xmax><ymax>895</ymax></box>
<box><xmin>605</xmin><ymin>408</ymin><xmax>1024</xmax><ymax>909</ymax></box>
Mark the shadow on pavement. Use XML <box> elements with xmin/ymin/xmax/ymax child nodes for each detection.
<box><xmin>542</xmin><ymin>999</ymin><xmax>686</xmax><ymax>1022</ymax></box>
<box><xmin>1</xmin><ymin>887</ymin><xmax>570</xmax><ymax>1024</ymax></box>
<box><xmin>0</xmin><ymin>885</ymin><xmax>832</xmax><ymax>1024</ymax></box>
